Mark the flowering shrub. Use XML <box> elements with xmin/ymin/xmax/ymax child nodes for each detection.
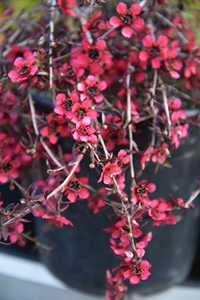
<box><xmin>0</xmin><ymin>0</ymin><xmax>200</xmax><ymax>299</ymax></box>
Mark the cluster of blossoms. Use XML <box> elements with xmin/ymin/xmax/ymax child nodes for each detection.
<box><xmin>0</xmin><ymin>0</ymin><xmax>200</xmax><ymax>299</ymax></box>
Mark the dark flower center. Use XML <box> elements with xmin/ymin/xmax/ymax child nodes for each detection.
<box><xmin>49</xmin><ymin>121</ymin><xmax>58</xmax><ymax>132</ymax></box>
<box><xmin>136</xmin><ymin>185</ymin><xmax>146</xmax><ymax>195</ymax></box>
<box><xmin>122</xmin><ymin>14</ymin><xmax>133</xmax><ymax>25</ymax></box>
<box><xmin>1</xmin><ymin>162</ymin><xmax>12</xmax><ymax>172</ymax></box>
<box><xmin>66</xmin><ymin>68</ymin><xmax>75</xmax><ymax>77</ymax></box>
<box><xmin>63</xmin><ymin>99</ymin><xmax>73</xmax><ymax>110</ymax></box>
<box><xmin>77</xmin><ymin>107</ymin><xmax>86</xmax><ymax>119</ymax></box>
<box><xmin>153</xmin><ymin>209</ymin><xmax>160</xmax><ymax>216</ymax></box>
<box><xmin>69</xmin><ymin>180</ymin><xmax>81</xmax><ymax>191</ymax></box>
<box><xmin>79</xmin><ymin>126</ymin><xmax>87</xmax><ymax>135</ymax></box>
<box><xmin>48</xmin><ymin>218</ymin><xmax>64</xmax><ymax>227</ymax></box>
<box><xmin>88</xmin><ymin>49</ymin><xmax>100</xmax><ymax>60</ymax></box>
<box><xmin>87</xmin><ymin>86</ymin><xmax>98</xmax><ymax>95</ymax></box>
<box><xmin>149</xmin><ymin>46</ymin><xmax>160</xmax><ymax>57</ymax></box>
<box><xmin>62</xmin><ymin>0</ymin><xmax>69</xmax><ymax>9</ymax></box>
<box><xmin>20</xmin><ymin>66</ymin><xmax>29</xmax><ymax>75</ymax></box>
<box><xmin>133</xmin><ymin>266</ymin><xmax>143</xmax><ymax>276</ymax></box>
<box><xmin>109</xmin><ymin>131</ymin><xmax>119</xmax><ymax>140</ymax></box>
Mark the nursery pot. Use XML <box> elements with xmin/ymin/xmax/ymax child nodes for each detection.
<box><xmin>34</xmin><ymin>95</ymin><xmax>200</xmax><ymax>295</ymax></box>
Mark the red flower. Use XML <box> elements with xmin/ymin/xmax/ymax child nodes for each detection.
<box><xmin>136</xmin><ymin>232</ymin><xmax>153</xmax><ymax>258</ymax></box>
<box><xmin>87</xmin><ymin>194</ymin><xmax>105</xmax><ymax>214</ymax></box>
<box><xmin>168</xmin><ymin>98</ymin><xmax>182</xmax><ymax>110</ymax></box>
<box><xmin>98</xmin><ymin>161</ymin><xmax>122</xmax><ymax>185</ymax></box>
<box><xmin>54</xmin><ymin>63</ymin><xmax>84</xmax><ymax>85</ymax></box>
<box><xmin>105</xmin><ymin>270</ymin><xmax>127</xmax><ymax>300</ymax></box>
<box><xmin>0</xmin><ymin>156</ymin><xmax>20</xmax><ymax>183</ymax></box>
<box><xmin>6</xmin><ymin>45</ymin><xmax>32</xmax><ymax>63</ymax></box>
<box><xmin>100</xmin><ymin>115</ymin><xmax>128</xmax><ymax>151</ymax></box>
<box><xmin>57</xmin><ymin>0</ymin><xmax>76</xmax><ymax>17</ymax></box>
<box><xmin>148</xmin><ymin>199</ymin><xmax>168</xmax><ymax>221</ymax></box>
<box><xmin>140</xmin><ymin>146</ymin><xmax>153</xmax><ymax>170</ymax></box>
<box><xmin>71</xmin><ymin>117</ymin><xmax>98</xmax><ymax>144</ymax></box>
<box><xmin>64</xmin><ymin>176</ymin><xmax>89</xmax><ymax>202</ymax></box>
<box><xmin>77</xmin><ymin>75</ymin><xmax>107</xmax><ymax>103</ymax></box>
<box><xmin>8</xmin><ymin>54</ymin><xmax>38</xmax><ymax>89</ymax></box>
<box><xmin>184</xmin><ymin>57</ymin><xmax>197</xmax><ymax>78</ymax></box>
<box><xmin>42</xmin><ymin>213</ymin><xmax>73</xmax><ymax>227</ymax></box>
<box><xmin>82</xmin><ymin>11</ymin><xmax>102</xmax><ymax>33</ymax></box>
<box><xmin>110</xmin><ymin>2</ymin><xmax>144</xmax><ymax>38</ymax></box>
<box><xmin>139</xmin><ymin>35</ymin><xmax>168</xmax><ymax>69</ymax></box>
<box><xmin>54</xmin><ymin>92</ymin><xmax>80</xmax><ymax>119</ymax></box>
<box><xmin>105</xmin><ymin>217</ymin><xmax>142</xmax><ymax>239</ymax></box>
<box><xmin>71</xmin><ymin>99</ymin><xmax>98</xmax><ymax>123</ymax></box>
<box><xmin>163</xmin><ymin>48</ymin><xmax>183</xmax><ymax>78</ymax></box>
<box><xmin>123</xmin><ymin>260</ymin><xmax>151</xmax><ymax>284</ymax></box>
<box><xmin>71</xmin><ymin>39</ymin><xmax>112</xmax><ymax>75</ymax></box>
<box><xmin>40</xmin><ymin>113</ymin><xmax>68</xmax><ymax>144</ymax></box>
<box><xmin>2</xmin><ymin>218</ymin><xmax>24</xmax><ymax>244</ymax></box>
<box><xmin>131</xmin><ymin>180</ymin><xmax>156</xmax><ymax>205</ymax></box>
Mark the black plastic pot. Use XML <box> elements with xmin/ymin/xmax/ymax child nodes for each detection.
<box><xmin>35</xmin><ymin>116</ymin><xmax>200</xmax><ymax>295</ymax></box>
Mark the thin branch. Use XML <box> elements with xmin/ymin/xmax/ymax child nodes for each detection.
<box><xmin>97</xmin><ymin>26</ymin><xmax>116</xmax><ymax>40</ymax></box>
<box><xmin>185</xmin><ymin>188</ymin><xmax>200</xmax><ymax>208</ymax></box>
<box><xmin>159</xmin><ymin>77</ymin><xmax>171</xmax><ymax>136</ymax></box>
<box><xmin>46</xmin><ymin>146</ymin><xmax>88</xmax><ymax>199</ymax></box>
<box><xmin>40</xmin><ymin>137</ymin><xmax>63</xmax><ymax>168</ymax></box>
<box><xmin>126</xmin><ymin>66</ymin><xmax>136</xmax><ymax>186</ymax></box>
<box><xmin>74</xmin><ymin>6</ymin><xmax>93</xmax><ymax>43</ymax></box>
<box><xmin>155</xmin><ymin>11</ymin><xmax>188</xmax><ymax>44</ymax></box>
<box><xmin>28</xmin><ymin>90</ymin><xmax>39</xmax><ymax>136</ymax></box>
<box><xmin>0</xmin><ymin>146</ymin><xmax>88</xmax><ymax>229</ymax></box>
<box><xmin>150</xmin><ymin>70</ymin><xmax>158</xmax><ymax>146</ymax></box>
<box><xmin>49</xmin><ymin>0</ymin><xmax>57</xmax><ymax>100</ymax></box>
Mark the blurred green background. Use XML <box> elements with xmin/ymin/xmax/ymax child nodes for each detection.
<box><xmin>1</xmin><ymin>0</ymin><xmax>200</xmax><ymax>44</ymax></box>
<box><xmin>1</xmin><ymin>0</ymin><xmax>40</xmax><ymax>11</ymax></box>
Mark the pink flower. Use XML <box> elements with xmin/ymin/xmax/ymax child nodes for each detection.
<box><xmin>98</xmin><ymin>161</ymin><xmax>122</xmax><ymax>185</ymax></box>
<box><xmin>77</xmin><ymin>75</ymin><xmax>107</xmax><ymax>103</ymax></box>
<box><xmin>123</xmin><ymin>260</ymin><xmax>152</xmax><ymax>284</ymax></box>
<box><xmin>152</xmin><ymin>143</ymin><xmax>170</xmax><ymax>164</ymax></box>
<box><xmin>42</xmin><ymin>213</ymin><xmax>73</xmax><ymax>227</ymax></box>
<box><xmin>140</xmin><ymin>146</ymin><xmax>153</xmax><ymax>170</ymax></box>
<box><xmin>116</xmin><ymin>150</ymin><xmax>130</xmax><ymax>166</ymax></box>
<box><xmin>139</xmin><ymin>35</ymin><xmax>168</xmax><ymax>69</ymax></box>
<box><xmin>170</xmin><ymin>124</ymin><xmax>189</xmax><ymax>148</ymax></box>
<box><xmin>8</xmin><ymin>54</ymin><xmax>38</xmax><ymax>89</ymax></box>
<box><xmin>131</xmin><ymin>180</ymin><xmax>156</xmax><ymax>205</ymax></box>
<box><xmin>110</xmin><ymin>2</ymin><xmax>144</xmax><ymax>38</ymax></box>
<box><xmin>148</xmin><ymin>199</ymin><xmax>168</xmax><ymax>221</ymax></box>
<box><xmin>71</xmin><ymin>117</ymin><xmax>98</xmax><ymax>144</ymax></box>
